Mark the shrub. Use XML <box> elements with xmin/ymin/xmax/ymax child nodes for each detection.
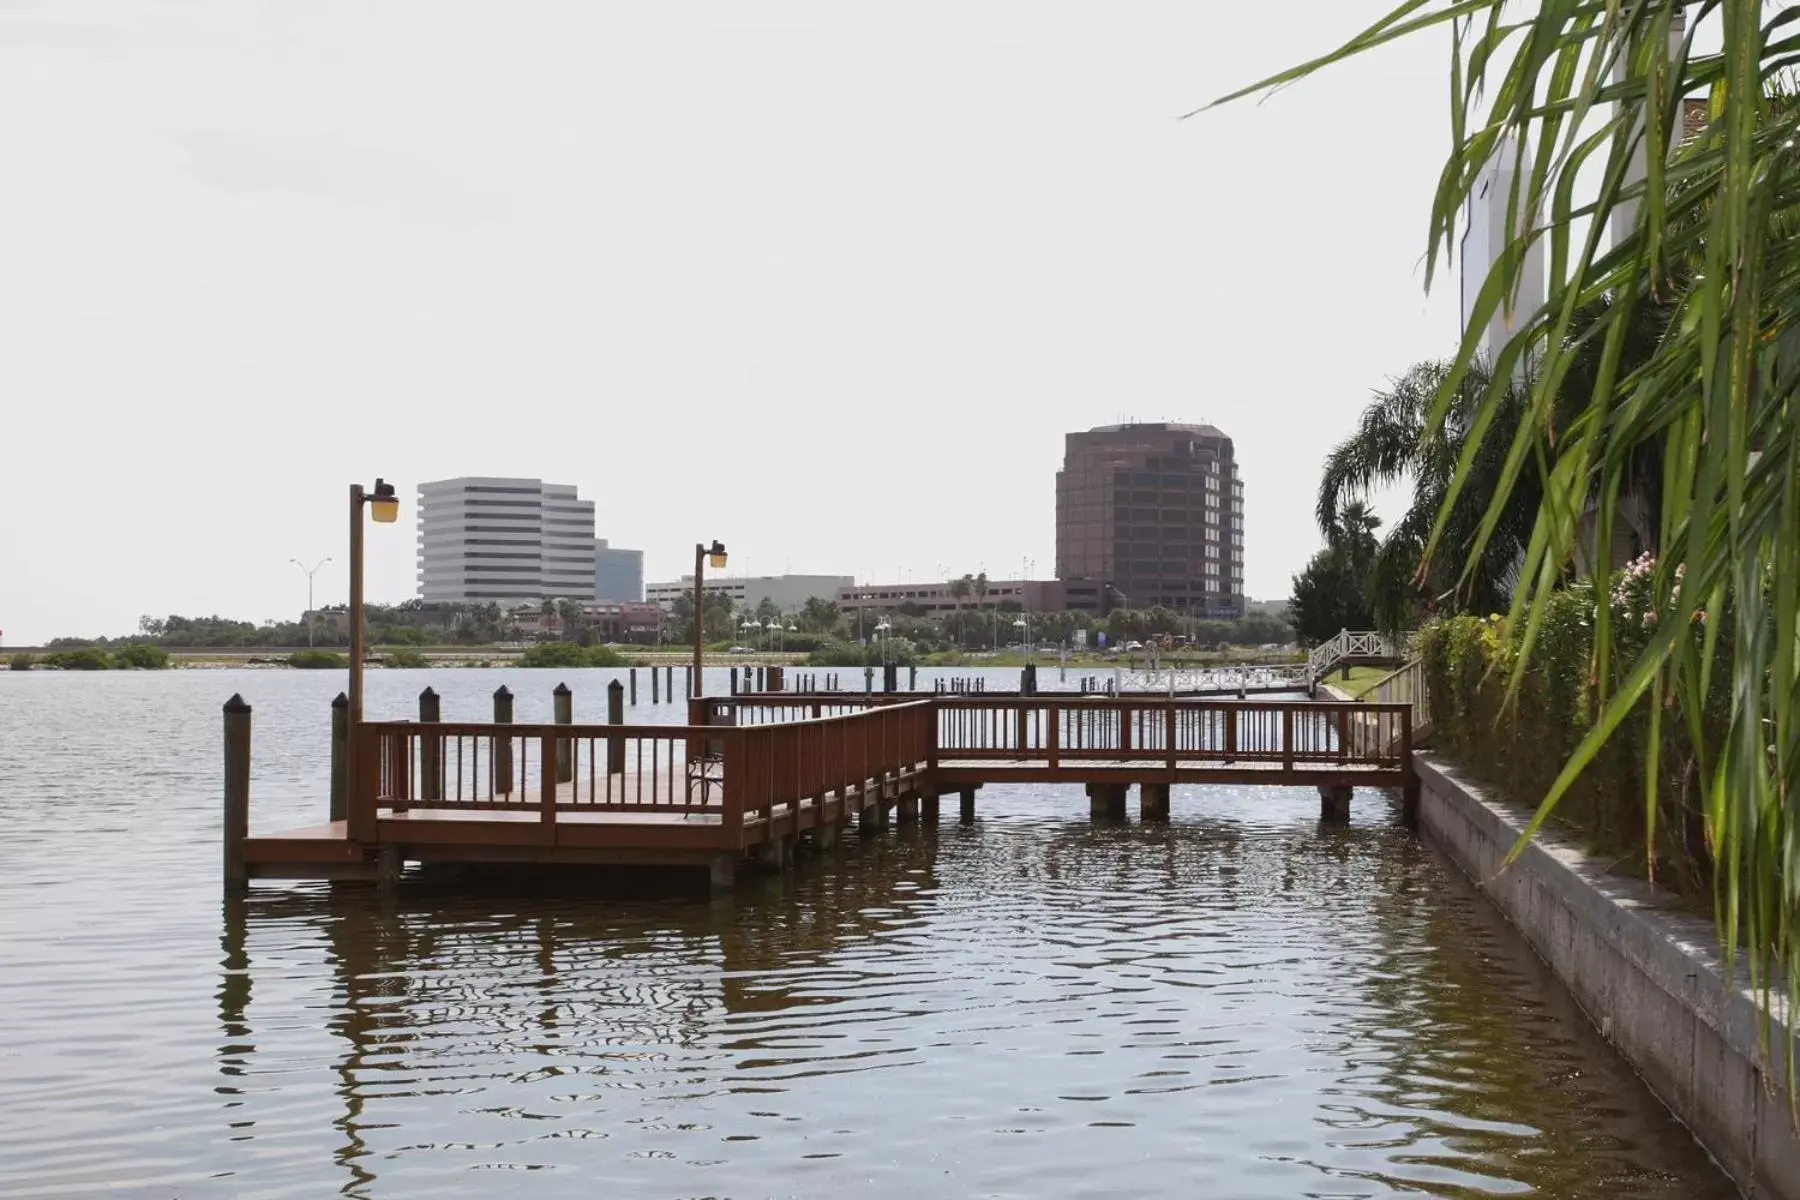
<box><xmin>517</xmin><ymin>641</ymin><xmax>627</xmax><ymax>669</ymax></box>
<box><xmin>805</xmin><ymin>638</ymin><xmax>918</xmax><ymax>667</ymax></box>
<box><xmin>382</xmin><ymin>648</ymin><xmax>429</xmax><ymax>669</ymax></box>
<box><xmin>1417</xmin><ymin>559</ymin><xmax>1723</xmax><ymax>897</ymax></box>
<box><xmin>111</xmin><ymin>643</ymin><xmax>170</xmax><ymax>670</ymax></box>
<box><xmin>288</xmin><ymin>649</ymin><xmax>347</xmax><ymax>670</ymax></box>
<box><xmin>43</xmin><ymin>647</ymin><xmax>112</xmax><ymax>670</ymax></box>
<box><xmin>8</xmin><ymin>652</ymin><xmax>33</xmax><ymax>671</ymax></box>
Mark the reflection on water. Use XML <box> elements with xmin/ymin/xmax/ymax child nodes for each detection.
<box><xmin>0</xmin><ymin>670</ymin><xmax>1739</xmax><ymax>1197</ymax></box>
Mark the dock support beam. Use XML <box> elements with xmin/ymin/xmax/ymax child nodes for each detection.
<box><xmin>959</xmin><ymin>788</ymin><xmax>976</xmax><ymax>824</ymax></box>
<box><xmin>1401</xmin><ymin>778</ymin><xmax>1420</xmax><ymax>830</ymax></box>
<box><xmin>922</xmin><ymin>792</ymin><xmax>940</xmax><ymax>823</ymax></box>
<box><xmin>858</xmin><ymin>802</ymin><xmax>879</xmax><ymax>834</ymax></box>
<box><xmin>1087</xmin><ymin>783</ymin><xmax>1127</xmax><ymax>820</ymax></box>
<box><xmin>1319</xmin><ymin>785</ymin><xmax>1352</xmax><ymax>824</ymax></box>
<box><xmin>709</xmin><ymin>854</ymin><xmax>737</xmax><ymax>894</ymax></box>
<box><xmin>1140</xmin><ymin>782</ymin><xmax>1170</xmax><ymax>821</ymax></box>
<box><xmin>224</xmin><ymin>694</ymin><xmax>251</xmax><ymax>892</ymax></box>
<box><xmin>814</xmin><ymin>820</ymin><xmax>839</xmax><ymax>850</ymax></box>
<box><xmin>897</xmin><ymin>794</ymin><xmax>919</xmax><ymax>823</ymax></box>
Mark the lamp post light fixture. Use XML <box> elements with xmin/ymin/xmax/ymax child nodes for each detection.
<box><xmin>345</xmin><ymin>478</ymin><xmax>398</xmax><ymax>839</ymax></box>
<box><xmin>692</xmin><ymin>540</ymin><xmax>727</xmax><ymax>697</ymax></box>
<box><xmin>290</xmin><ymin>556</ymin><xmax>333</xmax><ymax>648</ymax></box>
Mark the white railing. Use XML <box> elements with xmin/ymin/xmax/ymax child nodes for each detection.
<box><xmin>1362</xmin><ymin>658</ymin><xmax>1429</xmax><ymax>738</ymax></box>
<box><xmin>1306</xmin><ymin>629</ymin><xmax>1404</xmax><ymax>680</ymax></box>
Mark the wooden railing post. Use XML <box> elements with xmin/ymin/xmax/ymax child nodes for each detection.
<box><xmin>539</xmin><ymin>731</ymin><xmax>557</xmax><ymax>835</ymax></box>
<box><xmin>1337</xmin><ymin>705</ymin><xmax>1350</xmax><ymax>763</ymax></box>
<box><xmin>223</xmin><ymin>694</ymin><xmax>251</xmax><ymax>892</ymax></box>
<box><xmin>1224</xmin><ymin>701</ymin><xmax>1238</xmax><ymax>761</ymax></box>
<box><xmin>1047</xmin><ymin>702</ymin><xmax>1060</xmax><ymax>769</ymax></box>
<box><xmin>1165</xmin><ymin>702</ymin><xmax>1177</xmax><ymax>772</ymax></box>
<box><xmin>419</xmin><ymin>686</ymin><xmax>441</xmax><ymax>800</ymax></box>
<box><xmin>1281</xmin><ymin>705</ymin><xmax>1295</xmax><ymax>772</ymax></box>
<box><xmin>1120</xmin><ymin>704</ymin><xmax>1133</xmax><ymax>754</ymax></box>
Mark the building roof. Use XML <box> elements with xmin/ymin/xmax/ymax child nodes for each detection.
<box><xmin>1083</xmin><ymin>421</ymin><xmax>1228</xmax><ymax>439</ymax></box>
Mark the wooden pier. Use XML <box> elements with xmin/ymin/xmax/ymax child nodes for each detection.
<box><xmin>228</xmin><ymin>692</ymin><xmax>1417</xmax><ymax>892</ymax></box>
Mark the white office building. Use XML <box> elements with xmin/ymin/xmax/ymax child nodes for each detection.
<box><xmin>646</xmin><ymin>573</ymin><xmax>853</xmax><ymax>615</ymax></box>
<box><xmin>1460</xmin><ymin>130</ymin><xmax>1546</xmax><ymax>367</ymax></box>
<box><xmin>417</xmin><ymin>477</ymin><xmax>596</xmax><ymax>604</ymax></box>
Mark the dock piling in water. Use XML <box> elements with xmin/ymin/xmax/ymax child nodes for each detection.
<box><xmin>223</xmin><ymin>694</ymin><xmax>251</xmax><ymax>892</ymax></box>
<box><xmin>607</xmin><ymin>680</ymin><xmax>625</xmax><ymax>774</ymax></box>
<box><xmin>629</xmin><ymin>669</ymin><xmax>637</xmax><ymax>706</ymax></box>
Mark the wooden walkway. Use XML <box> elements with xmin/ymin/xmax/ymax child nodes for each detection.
<box><xmin>231</xmin><ymin>694</ymin><xmax>1416</xmax><ymax>890</ymax></box>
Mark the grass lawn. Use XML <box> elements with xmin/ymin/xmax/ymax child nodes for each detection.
<box><xmin>1333</xmin><ymin>665</ymin><xmax>1397</xmax><ymax>699</ymax></box>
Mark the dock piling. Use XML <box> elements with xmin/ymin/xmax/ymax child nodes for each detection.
<box><xmin>223</xmin><ymin>694</ymin><xmax>251</xmax><ymax>891</ymax></box>
<box><xmin>629</xmin><ymin>668</ymin><xmax>637</xmax><ymax>706</ymax></box>
<box><xmin>959</xmin><ymin>788</ymin><xmax>976</xmax><ymax>824</ymax></box>
<box><xmin>329</xmin><ymin>692</ymin><xmax>348</xmax><ymax>822</ymax></box>
<box><xmin>553</xmin><ymin>683</ymin><xmax>574</xmax><ymax>783</ymax></box>
<box><xmin>1319</xmin><ymin>785</ymin><xmax>1352</xmax><ymax>824</ymax></box>
<box><xmin>607</xmin><ymin>680</ymin><xmax>625</xmax><ymax>773</ymax></box>
<box><xmin>419</xmin><ymin>686</ymin><xmax>441</xmax><ymax>800</ymax></box>
<box><xmin>493</xmin><ymin>686</ymin><xmax>514</xmax><ymax>794</ymax></box>
<box><xmin>652</xmin><ymin>667</ymin><xmax>660</xmax><ymax>705</ymax></box>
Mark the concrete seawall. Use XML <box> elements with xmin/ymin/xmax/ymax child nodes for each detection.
<box><xmin>1415</xmin><ymin>753</ymin><xmax>1800</xmax><ymax>1198</ymax></box>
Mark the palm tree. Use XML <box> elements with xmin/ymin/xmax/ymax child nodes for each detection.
<box><xmin>1221</xmin><ymin>5</ymin><xmax>1799</xmax><ymax>1013</ymax></box>
<box><xmin>1317</xmin><ymin>360</ymin><xmax>1536</xmax><ymax>633</ymax></box>
<box><xmin>948</xmin><ymin>574</ymin><xmax>973</xmax><ymax>647</ymax></box>
<box><xmin>973</xmin><ymin>572</ymin><xmax>991</xmax><ymax>649</ymax></box>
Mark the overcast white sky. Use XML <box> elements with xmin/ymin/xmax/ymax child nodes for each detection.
<box><xmin>0</xmin><ymin>1</ymin><xmax>1462</xmax><ymax>645</ymax></box>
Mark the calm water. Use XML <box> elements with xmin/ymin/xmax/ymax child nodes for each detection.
<box><xmin>0</xmin><ymin>668</ymin><xmax>1738</xmax><ymax>1198</ymax></box>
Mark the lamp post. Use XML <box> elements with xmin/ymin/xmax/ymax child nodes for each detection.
<box><xmin>692</xmin><ymin>540</ymin><xmax>727</xmax><ymax>697</ymax></box>
<box><xmin>290</xmin><ymin>556</ymin><xmax>332</xmax><ymax>648</ymax></box>
<box><xmin>345</xmin><ymin>479</ymin><xmax>398</xmax><ymax>837</ymax></box>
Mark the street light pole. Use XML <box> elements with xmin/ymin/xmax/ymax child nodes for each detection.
<box><xmin>290</xmin><ymin>556</ymin><xmax>332</xmax><ymax>648</ymax></box>
<box><xmin>693</xmin><ymin>541</ymin><xmax>727</xmax><ymax>698</ymax></box>
<box><xmin>344</xmin><ymin>479</ymin><xmax>398</xmax><ymax>841</ymax></box>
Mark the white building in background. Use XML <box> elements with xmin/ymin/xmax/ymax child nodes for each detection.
<box><xmin>416</xmin><ymin>477</ymin><xmax>596</xmax><ymax>604</ymax></box>
<box><xmin>1460</xmin><ymin>130</ymin><xmax>1546</xmax><ymax>366</ymax></box>
<box><xmin>646</xmin><ymin>573</ymin><xmax>853</xmax><ymax>615</ymax></box>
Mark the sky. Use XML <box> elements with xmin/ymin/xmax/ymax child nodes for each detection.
<box><xmin>0</xmin><ymin>1</ymin><xmax>1464</xmax><ymax>645</ymax></box>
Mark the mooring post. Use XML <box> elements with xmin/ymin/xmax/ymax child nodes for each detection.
<box><xmin>730</xmin><ymin>667</ymin><xmax>739</xmax><ymax>695</ymax></box>
<box><xmin>329</xmin><ymin>691</ymin><xmax>349</xmax><ymax>823</ymax></box>
<box><xmin>223</xmin><ymin>694</ymin><xmax>251</xmax><ymax>892</ymax></box>
<box><xmin>882</xmin><ymin>662</ymin><xmax>897</xmax><ymax>692</ymax></box>
<box><xmin>493</xmin><ymin>685</ymin><xmax>514</xmax><ymax>795</ymax></box>
<box><xmin>419</xmin><ymin>686</ymin><xmax>441</xmax><ymax>800</ymax></box>
<box><xmin>553</xmin><ymin>682</ymin><xmax>574</xmax><ymax>783</ymax></box>
<box><xmin>652</xmin><ymin>666</ymin><xmax>661</xmax><ymax>705</ymax></box>
<box><xmin>1319</xmin><ymin>785</ymin><xmax>1352</xmax><ymax>824</ymax></box>
<box><xmin>607</xmin><ymin>679</ymin><xmax>626</xmax><ymax>774</ymax></box>
<box><xmin>908</xmin><ymin>665</ymin><xmax>917</xmax><ymax>691</ymax></box>
<box><xmin>865</xmin><ymin>667</ymin><xmax>874</xmax><ymax>693</ymax></box>
<box><xmin>678</xmin><ymin>665</ymin><xmax>685</xmax><ymax>698</ymax></box>
<box><xmin>629</xmin><ymin>668</ymin><xmax>637</xmax><ymax>706</ymax></box>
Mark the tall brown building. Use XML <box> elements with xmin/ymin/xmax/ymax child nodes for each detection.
<box><xmin>1055</xmin><ymin>423</ymin><xmax>1245</xmax><ymax>619</ymax></box>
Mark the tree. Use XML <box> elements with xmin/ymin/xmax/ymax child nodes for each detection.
<box><xmin>948</xmin><ymin>575</ymin><xmax>973</xmax><ymax>646</ymax></box>
<box><xmin>799</xmin><ymin>597</ymin><xmax>839</xmax><ymax>634</ymax></box>
<box><xmin>1318</xmin><ymin>362</ymin><xmax>1533</xmax><ymax>634</ymax></box>
<box><xmin>755</xmin><ymin>597</ymin><xmax>781</xmax><ymax>628</ymax></box>
<box><xmin>1286</xmin><ymin>546</ymin><xmax>1375</xmax><ymax>647</ymax></box>
<box><xmin>1224</xmin><ymin>5</ymin><xmax>1800</xmax><ymax>1009</ymax></box>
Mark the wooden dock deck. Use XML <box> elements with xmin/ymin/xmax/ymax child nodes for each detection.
<box><xmin>229</xmin><ymin>694</ymin><xmax>1416</xmax><ymax>891</ymax></box>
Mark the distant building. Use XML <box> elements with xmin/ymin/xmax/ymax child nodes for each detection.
<box><xmin>646</xmin><ymin>573</ymin><xmax>853</xmax><ymax>615</ymax></box>
<box><xmin>836</xmin><ymin>578</ymin><xmax>1103</xmax><ymax>616</ymax></box>
<box><xmin>593</xmin><ymin>539</ymin><xmax>644</xmax><ymax>602</ymax></box>
<box><xmin>1055</xmin><ymin>423</ymin><xmax>1244</xmax><ymax>619</ymax></box>
<box><xmin>416</xmin><ymin>477</ymin><xmax>596</xmax><ymax>604</ymax></box>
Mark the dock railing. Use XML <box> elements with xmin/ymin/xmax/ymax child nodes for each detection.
<box><xmin>931</xmin><ymin>696</ymin><xmax>1411</xmax><ymax>772</ymax></box>
<box><xmin>348</xmin><ymin>700</ymin><xmax>936</xmax><ymax>847</ymax></box>
<box><xmin>1361</xmin><ymin>659</ymin><xmax>1430</xmax><ymax>744</ymax></box>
